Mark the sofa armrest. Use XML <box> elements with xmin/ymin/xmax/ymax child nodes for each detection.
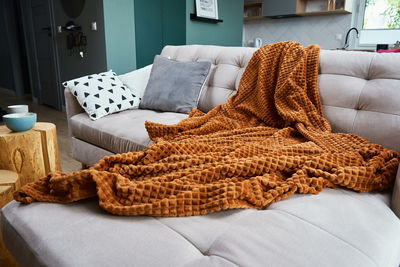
<box><xmin>391</xmin><ymin>166</ymin><xmax>400</xmax><ymax>219</ymax></box>
<box><xmin>64</xmin><ymin>87</ymin><xmax>84</xmax><ymax>135</ymax></box>
<box><xmin>64</xmin><ymin>87</ymin><xmax>84</xmax><ymax>119</ymax></box>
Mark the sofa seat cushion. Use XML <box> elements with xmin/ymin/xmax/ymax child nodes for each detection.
<box><xmin>70</xmin><ymin>109</ymin><xmax>187</xmax><ymax>153</ymax></box>
<box><xmin>2</xmin><ymin>189</ymin><xmax>400</xmax><ymax>267</ymax></box>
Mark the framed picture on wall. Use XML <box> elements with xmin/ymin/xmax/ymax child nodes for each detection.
<box><xmin>195</xmin><ymin>0</ymin><xmax>219</xmax><ymax>19</ymax></box>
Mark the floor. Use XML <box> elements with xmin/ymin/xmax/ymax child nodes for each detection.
<box><xmin>0</xmin><ymin>90</ymin><xmax>81</xmax><ymax>173</ymax></box>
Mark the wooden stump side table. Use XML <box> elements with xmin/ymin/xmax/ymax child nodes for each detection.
<box><xmin>0</xmin><ymin>170</ymin><xmax>20</xmax><ymax>191</ymax></box>
<box><xmin>0</xmin><ymin>122</ymin><xmax>61</xmax><ymax>186</ymax></box>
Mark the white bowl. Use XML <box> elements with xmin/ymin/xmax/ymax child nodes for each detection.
<box><xmin>7</xmin><ymin>105</ymin><xmax>29</xmax><ymax>114</ymax></box>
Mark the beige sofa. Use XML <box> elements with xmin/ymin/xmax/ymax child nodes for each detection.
<box><xmin>2</xmin><ymin>45</ymin><xmax>400</xmax><ymax>266</ymax></box>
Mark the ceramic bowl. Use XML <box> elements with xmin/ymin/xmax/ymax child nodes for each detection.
<box><xmin>2</xmin><ymin>112</ymin><xmax>37</xmax><ymax>132</ymax></box>
<box><xmin>7</xmin><ymin>104</ymin><xmax>29</xmax><ymax>114</ymax></box>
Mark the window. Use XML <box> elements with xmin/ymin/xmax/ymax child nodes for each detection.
<box><xmin>363</xmin><ymin>0</ymin><xmax>400</xmax><ymax>29</ymax></box>
<box><xmin>354</xmin><ymin>0</ymin><xmax>400</xmax><ymax>47</ymax></box>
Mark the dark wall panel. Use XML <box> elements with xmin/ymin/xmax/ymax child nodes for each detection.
<box><xmin>0</xmin><ymin>2</ymin><xmax>15</xmax><ymax>91</ymax></box>
<box><xmin>54</xmin><ymin>0</ymin><xmax>107</xmax><ymax>83</ymax></box>
<box><xmin>0</xmin><ymin>0</ymin><xmax>19</xmax><ymax>92</ymax></box>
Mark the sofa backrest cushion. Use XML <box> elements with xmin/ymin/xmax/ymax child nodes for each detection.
<box><xmin>319</xmin><ymin>50</ymin><xmax>400</xmax><ymax>152</ymax></box>
<box><xmin>161</xmin><ymin>45</ymin><xmax>400</xmax><ymax>152</ymax></box>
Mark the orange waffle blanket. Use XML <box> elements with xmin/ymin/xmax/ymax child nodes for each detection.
<box><xmin>14</xmin><ymin>41</ymin><xmax>399</xmax><ymax>216</ymax></box>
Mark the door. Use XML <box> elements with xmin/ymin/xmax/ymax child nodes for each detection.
<box><xmin>30</xmin><ymin>0</ymin><xmax>62</xmax><ymax>110</ymax></box>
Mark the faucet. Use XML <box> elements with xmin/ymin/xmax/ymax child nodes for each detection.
<box><xmin>343</xmin><ymin>27</ymin><xmax>359</xmax><ymax>49</ymax></box>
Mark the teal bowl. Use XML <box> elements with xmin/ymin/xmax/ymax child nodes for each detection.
<box><xmin>2</xmin><ymin>112</ymin><xmax>37</xmax><ymax>132</ymax></box>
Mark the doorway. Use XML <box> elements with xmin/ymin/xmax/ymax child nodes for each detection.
<box><xmin>0</xmin><ymin>0</ymin><xmax>30</xmax><ymax>98</ymax></box>
<box><xmin>23</xmin><ymin>0</ymin><xmax>63</xmax><ymax>110</ymax></box>
<box><xmin>0</xmin><ymin>0</ymin><xmax>63</xmax><ymax>111</ymax></box>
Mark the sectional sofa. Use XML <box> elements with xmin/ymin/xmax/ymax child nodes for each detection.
<box><xmin>1</xmin><ymin>45</ymin><xmax>400</xmax><ymax>266</ymax></box>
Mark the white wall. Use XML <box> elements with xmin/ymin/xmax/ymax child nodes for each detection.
<box><xmin>244</xmin><ymin>14</ymin><xmax>353</xmax><ymax>49</ymax></box>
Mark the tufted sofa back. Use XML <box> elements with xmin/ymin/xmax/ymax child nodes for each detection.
<box><xmin>161</xmin><ymin>45</ymin><xmax>400</xmax><ymax>152</ymax></box>
<box><xmin>161</xmin><ymin>45</ymin><xmax>257</xmax><ymax>112</ymax></box>
<box><xmin>318</xmin><ymin>50</ymin><xmax>400</xmax><ymax>152</ymax></box>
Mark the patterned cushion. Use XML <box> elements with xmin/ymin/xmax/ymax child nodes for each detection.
<box><xmin>63</xmin><ymin>70</ymin><xmax>139</xmax><ymax>120</ymax></box>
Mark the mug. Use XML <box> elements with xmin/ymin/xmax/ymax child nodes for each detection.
<box><xmin>7</xmin><ymin>105</ymin><xmax>29</xmax><ymax>114</ymax></box>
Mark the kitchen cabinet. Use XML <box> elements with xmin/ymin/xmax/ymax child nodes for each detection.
<box><xmin>296</xmin><ymin>0</ymin><xmax>353</xmax><ymax>15</ymax></box>
<box><xmin>263</xmin><ymin>0</ymin><xmax>298</xmax><ymax>18</ymax></box>
<box><xmin>244</xmin><ymin>0</ymin><xmax>353</xmax><ymax>20</ymax></box>
<box><xmin>244</xmin><ymin>2</ymin><xmax>263</xmax><ymax>21</ymax></box>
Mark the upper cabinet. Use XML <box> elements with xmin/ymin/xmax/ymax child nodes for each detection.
<box><xmin>296</xmin><ymin>0</ymin><xmax>353</xmax><ymax>15</ymax></box>
<box><xmin>263</xmin><ymin>0</ymin><xmax>297</xmax><ymax>18</ymax></box>
<box><xmin>244</xmin><ymin>2</ymin><xmax>263</xmax><ymax>20</ymax></box>
<box><xmin>244</xmin><ymin>0</ymin><xmax>353</xmax><ymax>20</ymax></box>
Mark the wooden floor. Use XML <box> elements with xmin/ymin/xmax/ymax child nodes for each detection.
<box><xmin>0</xmin><ymin>90</ymin><xmax>81</xmax><ymax>173</ymax></box>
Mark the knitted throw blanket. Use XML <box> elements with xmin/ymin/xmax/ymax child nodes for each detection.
<box><xmin>14</xmin><ymin>41</ymin><xmax>399</xmax><ymax>216</ymax></box>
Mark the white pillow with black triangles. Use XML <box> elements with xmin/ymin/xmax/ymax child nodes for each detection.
<box><xmin>63</xmin><ymin>70</ymin><xmax>139</xmax><ymax>120</ymax></box>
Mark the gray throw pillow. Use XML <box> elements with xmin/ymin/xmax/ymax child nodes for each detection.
<box><xmin>139</xmin><ymin>55</ymin><xmax>211</xmax><ymax>114</ymax></box>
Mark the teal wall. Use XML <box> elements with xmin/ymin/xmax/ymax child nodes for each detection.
<box><xmin>103</xmin><ymin>0</ymin><xmax>136</xmax><ymax>74</ymax></box>
<box><xmin>163</xmin><ymin>0</ymin><xmax>186</xmax><ymax>47</ymax></box>
<box><xmin>134</xmin><ymin>0</ymin><xmax>163</xmax><ymax>69</ymax></box>
<box><xmin>186</xmin><ymin>0</ymin><xmax>243</xmax><ymax>46</ymax></box>
<box><xmin>134</xmin><ymin>0</ymin><xmax>243</xmax><ymax>68</ymax></box>
<box><xmin>135</xmin><ymin>0</ymin><xmax>185</xmax><ymax>68</ymax></box>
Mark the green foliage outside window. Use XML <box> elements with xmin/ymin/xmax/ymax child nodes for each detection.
<box><xmin>383</xmin><ymin>0</ymin><xmax>400</xmax><ymax>28</ymax></box>
<box><xmin>363</xmin><ymin>0</ymin><xmax>400</xmax><ymax>29</ymax></box>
